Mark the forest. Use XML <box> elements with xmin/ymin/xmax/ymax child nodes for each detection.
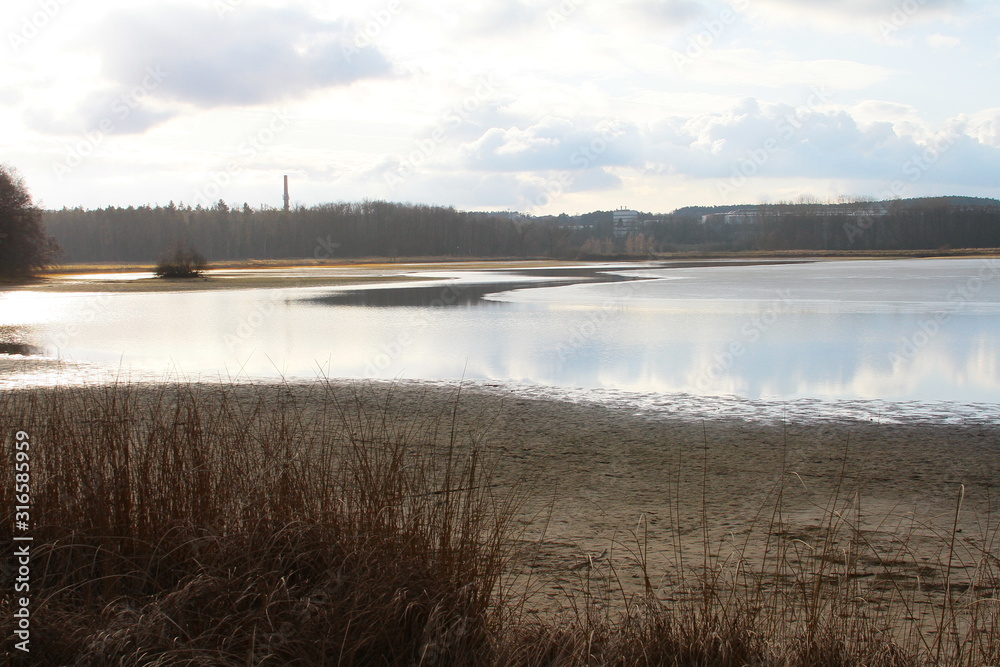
<box><xmin>41</xmin><ymin>195</ymin><xmax>1000</xmax><ymax>263</ymax></box>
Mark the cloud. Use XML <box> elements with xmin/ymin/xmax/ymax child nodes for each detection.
<box><xmin>312</xmin><ymin>75</ymin><xmax>1000</xmax><ymax>214</ymax></box>
<box><xmin>90</xmin><ymin>5</ymin><xmax>392</xmax><ymax>109</ymax></box>
<box><xmin>749</xmin><ymin>0</ymin><xmax>966</xmax><ymax>33</ymax></box>
<box><xmin>460</xmin><ymin>117</ymin><xmax>643</xmax><ymax>172</ymax></box>
<box><xmin>566</xmin><ymin>97</ymin><xmax>1000</xmax><ymax>191</ymax></box>
<box><xmin>350</xmin><ymin>112</ymin><xmax>634</xmax><ymax>210</ymax></box>
<box><xmin>26</xmin><ymin>83</ymin><xmax>175</xmax><ymax>136</ymax></box>
<box><xmin>465</xmin><ymin>1</ymin><xmax>541</xmax><ymax>34</ymax></box>
<box><xmin>923</xmin><ymin>131</ymin><xmax>1000</xmax><ymax>187</ymax></box>
<box><xmin>627</xmin><ymin>0</ymin><xmax>710</xmax><ymax>23</ymax></box>
<box><xmin>365</xmin><ymin>95</ymin><xmax>1000</xmax><ymax>209</ymax></box>
<box><xmin>648</xmin><ymin>99</ymin><xmax>926</xmax><ymax>180</ymax></box>
<box><xmin>755</xmin><ymin>0</ymin><xmax>963</xmax><ymax>17</ymax></box>
<box><xmin>956</xmin><ymin>108</ymin><xmax>1000</xmax><ymax>148</ymax></box>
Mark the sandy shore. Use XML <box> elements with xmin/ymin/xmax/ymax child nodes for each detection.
<box><xmin>13</xmin><ymin>251</ymin><xmax>1000</xmax><ymax>293</ymax></box>
<box><xmin>123</xmin><ymin>379</ymin><xmax>998</xmax><ymax>620</ymax></box>
<box><xmin>361</xmin><ymin>383</ymin><xmax>1000</xmax><ymax>612</ymax></box>
<box><xmin>6</xmin><ymin>378</ymin><xmax>999</xmax><ymax>624</ymax></box>
<box><xmin>11</xmin><ymin>260</ymin><xmax>572</xmax><ymax>293</ymax></box>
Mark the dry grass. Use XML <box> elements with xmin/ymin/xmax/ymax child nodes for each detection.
<box><xmin>1</xmin><ymin>381</ymin><xmax>997</xmax><ymax>665</ymax></box>
<box><xmin>0</xmin><ymin>381</ymin><xmax>519</xmax><ymax>664</ymax></box>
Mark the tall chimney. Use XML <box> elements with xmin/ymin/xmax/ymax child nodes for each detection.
<box><xmin>283</xmin><ymin>175</ymin><xmax>290</xmax><ymax>212</ymax></box>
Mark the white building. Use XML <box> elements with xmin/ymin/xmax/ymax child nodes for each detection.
<box><xmin>612</xmin><ymin>207</ymin><xmax>639</xmax><ymax>237</ymax></box>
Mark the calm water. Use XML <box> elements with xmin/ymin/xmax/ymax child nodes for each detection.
<box><xmin>3</xmin><ymin>258</ymin><xmax>999</xmax><ymax>422</ymax></box>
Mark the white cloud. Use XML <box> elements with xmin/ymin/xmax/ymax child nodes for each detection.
<box><xmin>750</xmin><ymin>0</ymin><xmax>966</xmax><ymax>31</ymax></box>
<box><xmin>625</xmin><ymin>0</ymin><xmax>710</xmax><ymax>24</ymax></box>
<box><xmin>343</xmin><ymin>94</ymin><xmax>1000</xmax><ymax>212</ymax></box>
<box><xmin>951</xmin><ymin>108</ymin><xmax>1000</xmax><ymax>148</ymax></box>
<box><xmin>848</xmin><ymin>100</ymin><xmax>925</xmax><ymax>137</ymax></box>
<box><xmin>460</xmin><ymin>117</ymin><xmax>643</xmax><ymax>172</ymax></box>
<box><xmin>90</xmin><ymin>5</ymin><xmax>391</xmax><ymax>109</ymax></box>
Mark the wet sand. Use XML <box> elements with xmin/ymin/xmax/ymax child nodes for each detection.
<box><xmin>198</xmin><ymin>379</ymin><xmax>999</xmax><ymax>619</ymax></box>
<box><xmin>5</xmin><ymin>377</ymin><xmax>998</xmax><ymax>624</ymax></box>
<box><xmin>381</xmin><ymin>383</ymin><xmax>999</xmax><ymax>608</ymax></box>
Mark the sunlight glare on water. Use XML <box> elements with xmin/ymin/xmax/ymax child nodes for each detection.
<box><xmin>2</xmin><ymin>258</ymin><xmax>999</xmax><ymax>422</ymax></box>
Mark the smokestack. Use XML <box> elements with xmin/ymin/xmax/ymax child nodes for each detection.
<box><xmin>283</xmin><ymin>175</ymin><xmax>290</xmax><ymax>212</ymax></box>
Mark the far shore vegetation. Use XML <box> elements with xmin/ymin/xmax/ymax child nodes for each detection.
<box><xmin>2</xmin><ymin>381</ymin><xmax>997</xmax><ymax>665</ymax></box>
<box><xmin>0</xmin><ymin>165</ymin><xmax>59</xmax><ymax>280</ymax></box>
<box><xmin>41</xmin><ymin>195</ymin><xmax>1000</xmax><ymax>265</ymax></box>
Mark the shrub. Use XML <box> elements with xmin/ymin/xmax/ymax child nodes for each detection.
<box><xmin>154</xmin><ymin>241</ymin><xmax>207</xmax><ymax>278</ymax></box>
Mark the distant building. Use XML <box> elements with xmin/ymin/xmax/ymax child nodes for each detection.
<box><xmin>612</xmin><ymin>207</ymin><xmax>639</xmax><ymax>237</ymax></box>
<box><xmin>700</xmin><ymin>209</ymin><xmax>760</xmax><ymax>225</ymax></box>
<box><xmin>843</xmin><ymin>205</ymin><xmax>889</xmax><ymax>219</ymax></box>
<box><xmin>701</xmin><ymin>205</ymin><xmax>890</xmax><ymax>225</ymax></box>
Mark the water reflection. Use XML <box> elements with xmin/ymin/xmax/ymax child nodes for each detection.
<box><xmin>1</xmin><ymin>259</ymin><xmax>998</xmax><ymax>413</ymax></box>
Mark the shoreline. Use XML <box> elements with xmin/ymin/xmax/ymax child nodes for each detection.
<box><xmin>3</xmin><ymin>359</ymin><xmax>999</xmax><ymax>422</ymax></box>
<box><xmin>6</xmin><ymin>250</ymin><xmax>998</xmax><ymax>293</ymax></box>
<box><xmin>34</xmin><ymin>247</ymin><xmax>1000</xmax><ymax>274</ymax></box>
<box><xmin>2</xmin><ymin>361</ymin><xmax>998</xmax><ymax>426</ymax></box>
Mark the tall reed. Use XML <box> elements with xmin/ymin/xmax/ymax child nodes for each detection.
<box><xmin>0</xmin><ymin>380</ymin><xmax>519</xmax><ymax>664</ymax></box>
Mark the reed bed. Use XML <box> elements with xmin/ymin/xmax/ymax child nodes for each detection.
<box><xmin>0</xmin><ymin>380</ymin><xmax>997</xmax><ymax>665</ymax></box>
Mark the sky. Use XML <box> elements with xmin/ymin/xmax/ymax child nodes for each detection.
<box><xmin>3</xmin><ymin>0</ymin><xmax>999</xmax><ymax>215</ymax></box>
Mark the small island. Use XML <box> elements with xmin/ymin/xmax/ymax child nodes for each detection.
<box><xmin>153</xmin><ymin>241</ymin><xmax>208</xmax><ymax>278</ymax></box>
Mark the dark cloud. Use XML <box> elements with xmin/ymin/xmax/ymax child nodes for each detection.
<box><xmin>91</xmin><ymin>5</ymin><xmax>392</xmax><ymax>108</ymax></box>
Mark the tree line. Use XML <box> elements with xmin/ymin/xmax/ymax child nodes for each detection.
<box><xmin>43</xmin><ymin>201</ymin><xmax>538</xmax><ymax>262</ymax></box>
<box><xmin>35</xmin><ymin>195</ymin><xmax>1000</xmax><ymax>266</ymax></box>
<box><xmin>654</xmin><ymin>197</ymin><xmax>1000</xmax><ymax>252</ymax></box>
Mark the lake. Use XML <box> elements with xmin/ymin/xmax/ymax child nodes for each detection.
<box><xmin>3</xmin><ymin>258</ymin><xmax>999</xmax><ymax>423</ymax></box>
